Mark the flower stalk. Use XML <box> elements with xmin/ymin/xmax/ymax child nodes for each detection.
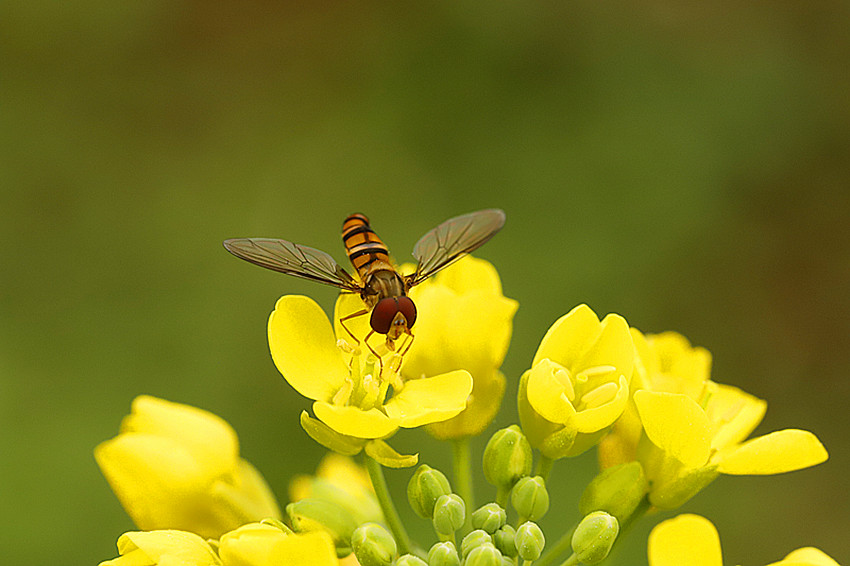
<box><xmin>365</xmin><ymin>454</ymin><xmax>413</xmax><ymax>557</ymax></box>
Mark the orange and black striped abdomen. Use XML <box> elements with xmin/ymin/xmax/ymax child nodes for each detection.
<box><xmin>342</xmin><ymin>213</ymin><xmax>392</xmax><ymax>276</ymax></box>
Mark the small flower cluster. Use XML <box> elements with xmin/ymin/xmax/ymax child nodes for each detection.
<box><xmin>97</xmin><ymin>255</ymin><xmax>838</xmax><ymax>566</ymax></box>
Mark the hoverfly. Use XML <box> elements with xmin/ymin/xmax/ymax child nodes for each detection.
<box><xmin>223</xmin><ymin>209</ymin><xmax>505</xmax><ymax>361</ymax></box>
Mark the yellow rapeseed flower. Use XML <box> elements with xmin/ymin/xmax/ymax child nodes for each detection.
<box><xmin>400</xmin><ymin>256</ymin><xmax>518</xmax><ymax>439</ymax></box>
<box><xmin>648</xmin><ymin>514</ymin><xmax>840</xmax><ymax>566</ymax></box>
<box><xmin>268</xmin><ymin>294</ymin><xmax>473</xmax><ymax>465</ymax></box>
<box><xmin>95</xmin><ymin>396</ymin><xmax>282</xmax><ymax>539</ymax></box>
<box><xmin>518</xmin><ymin>304</ymin><xmax>634</xmax><ymax>459</ymax></box>
<box><xmin>600</xmin><ymin>330</ymin><xmax>828</xmax><ymax>509</ymax></box>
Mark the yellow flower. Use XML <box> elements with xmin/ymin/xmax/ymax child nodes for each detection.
<box><xmin>289</xmin><ymin>453</ymin><xmax>383</xmax><ymax>526</ymax></box>
<box><xmin>400</xmin><ymin>256</ymin><xmax>518</xmax><ymax>439</ymax></box>
<box><xmin>518</xmin><ymin>304</ymin><xmax>634</xmax><ymax>459</ymax></box>
<box><xmin>600</xmin><ymin>330</ymin><xmax>828</xmax><ymax>509</ymax></box>
<box><xmin>98</xmin><ymin>530</ymin><xmax>220</xmax><ymax>566</ymax></box>
<box><xmin>648</xmin><ymin>514</ymin><xmax>840</xmax><ymax>566</ymax></box>
<box><xmin>95</xmin><ymin>396</ymin><xmax>282</xmax><ymax>539</ymax></box>
<box><xmin>268</xmin><ymin>294</ymin><xmax>473</xmax><ymax>465</ymax></box>
<box><xmin>219</xmin><ymin>522</ymin><xmax>338</xmax><ymax>566</ymax></box>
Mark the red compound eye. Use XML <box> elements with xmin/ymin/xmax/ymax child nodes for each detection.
<box><xmin>370</xmin><ymin>298</ymin><xmax>399</xmax><ymax>334</ymax></box>
<box><xmin>397</xmin><ymin>296</ymin><xmax>417</xmax><ymax>328</ymax></box>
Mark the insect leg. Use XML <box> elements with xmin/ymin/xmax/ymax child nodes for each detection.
<box><xmin>362</xmin><ymin>330</ymin><xmax>385</xmax><ymax>375</ymax></box>
<box><xmin>338</xmin><ymin>308</ymin><xmax>370</xmax><ymax>346</ymax></box>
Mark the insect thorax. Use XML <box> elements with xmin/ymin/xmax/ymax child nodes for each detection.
<box><xmin>362</xmin><ymin>267</ymin><xmax>406</xmax><ymax>307</ymax></box>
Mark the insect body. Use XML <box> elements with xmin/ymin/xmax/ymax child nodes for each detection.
<box><xmin>223</xmin><ymin>208</ymin><xmax>505</xmax><ymax>355</ymax></box>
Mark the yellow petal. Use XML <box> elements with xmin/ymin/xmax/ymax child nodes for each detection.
<box><xmin>525</xmin><ymin>359</ymin><xmax>578</xmax><ymax>424</ymax></box>
<box><xmin>634</xmin><ymin>391</ymin><xmax>711</xmax><ymax>468</ymax></box>
<box><xmin>312</xmin><ymin>402</ymin><xmax>398</xmax><ymax>439</ymax></box>
<box><xmin>517</xmin><ymin>370</ymin><xmax>564</xmax><ymax>451</ymax></box>
<box><xmin>365</xmin><ymin>439</ymin><xmax>419</xmax><ymax>468</ymax></box>
<box><xmin>707</xmin><ymin>383</ymin><xmax>767</xmax><ymax>451</ymax></box>
<box><xmin>717</xmin><ymin>429</ymin><xmax>828</xmax><ymax>475</ymax></box>
<box><xmin>101</xmin><ymin>530</ymin><xmax>220</xmax><ymax>566</ymax></box>
<box><xmin>268</xmin><ymin>295</ymin><xmax>349</xmax><ymax>402</ymax></box>
<box><xmin>120</xmin><ymin>395</ymin><xmax>238</xmax><ymax>478</ymax></box>
<box><xmin>573</xmin><ymin>375</ymin><xmax>630</xmax><ymax>433</ymax></box>
<box><xmin>533</xmin><ymin>305</ymin><xmax>601</xmax><ymax>369</ymax></box>
<box><xmin>649</xmin><ymin>332</ymin><xmax>712</xmax><ymax>382</ymax></box>
<box><xmin>210</xmin><ymin>459</ymin><xmax>283</xmax><ymax>523</ymax></box>
<box><xmin>648</xmin><ymin>514</ymin><xmax>722</xmax><ymax>566</ymax></box>
<box><xmin>432</xmin><ymin>255</ymin><xmax>504</xmax><ymax>294</ymax></box>
<box><xmin>403</xmin><ymin>286</ymin><xmax>517</xmax><ymax>379</ymax></box>
<box><xmin>427</xmin><ymin>369</ymin><xmax>506</xmax><ymax>439</ymax></box>
<box><xmin>333</xmin><ymin>292</ymin><xmax>373</xmax><ymax>346</ymax></box>
<box><xmin>767</xmin><ymin>547</ymin><xmax>841</xmax><ymax>566</ymax></box>
<box><xmin>575</xmin><ymin>313</ymin><xmax>634</xmax><ymax>379</ymax></box>
<box><xmin>95</xmin><ymin>434</ymin><xmax>208</xmax><ymax>531</ymax></box>
<box><xmin>384</xmin><ymin>370</ymin><xmax>474</xmax><ymax>427</ymax></box>
<box><xmin>219</xmin><ymin>523</ymin><xmax>337</xmax><ymax>566</ymax></box>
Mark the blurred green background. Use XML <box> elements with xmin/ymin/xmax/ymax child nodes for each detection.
<box><xmin>2</xmin><ymin>1</ymin><xmax>848</xmax><ymax>564</ymax></box>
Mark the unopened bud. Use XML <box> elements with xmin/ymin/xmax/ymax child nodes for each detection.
<box><xmin>428</xmin><ymin>541</ymin><xmax>460</xmax><ymax>566</ymax></box>
<box><xmin>492</xmin><ymin>525</ymin><xmax>517</xmax><ymax>558</ymax></box>
<box><xmin>483</xmin><ymin>426</ymin><xmax>532</xmax><ymax>491</ymax></box>
<box><xmin>461</xmin><ymin>529</ymin><xmax>493</xmax><ymax>558</ymax></box>
<box><xmin>464</xmin><ymin>543</ymin><xmax>502</xmax><ymax>566</ymax></box>
<box><xmin>571</xmin><ymin>511</ymin><xmax>619</xmax><ymax>564</ymax></box>
<box><xmin>407</xmin><ymin>465</ymin><xmax>452</xmax><ymax>519</ymax></box>
<box><xmin>432</xmin><ymin>494</ymin><xmax>466</xmax><ymax>536</ymax></box>
<box><xmin>350</xmin><ymin>523</ymin><xmax>396</xmax><ymax>566</ymax></box>
<box><xmin>510</xmin><ymin>475</ymin><xmax>549</xmax><ymax>521</ymax></box>
<box><xmin>286</xmin><ymin>498</ymin><xmax>357</xmax><ymax>553</ymax></box>
<box><xmin>471</xmin><ymin>503</ymin><xmax>507</xmax><ymax>534</ymax></box>
<box><xmin>515</xmin><ymin>521</ymin><xmax>545</xmax><ymax>561</ymax></box>
<box><xmin>395</xmin><ymin>554</ymin><xmax>428</xmax><ymax>566</ymax></box>
<box><xmin>579</xmin><ymin>462</ymin><xmax>647</xmax><ymax>524</ymax></box>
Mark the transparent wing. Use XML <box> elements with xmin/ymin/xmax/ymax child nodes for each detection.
<box><xmin>223</xmin><ymin>238</ymin><xmax>360</xmax><ymax>291</ymax></box>
<box><xmin>409</xmin><ymin>208</ymin><xmax>506</xmax><ymax>285</ymax></box>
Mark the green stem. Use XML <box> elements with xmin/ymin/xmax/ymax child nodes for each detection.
<box><xmin>556</xmin><ymin>552</ymin><xmax>580</xmax><ymax>566</ymax></box>
<box><xmin>533</xmin><ymin>520</ymin><xmax>578</xmax><ymax>566</ymax></box>
<box><xmin>452</xmin><ymin>437</ymin><xmax>475</xmax><ymax>535</ymax></box>
<box><xmin>365</xmin><ymin>455</ymin><xmax>412</xmax><ymax>556</ymax></box>
<box><xmin>496</xmin><ymin>485</ymin><xmax>511</xmax><ymax>508</ymax></box>
<box><xmin>535</xmin><ymin>455</ymin><xmax>554</xmax><ymax>481</ymax></box>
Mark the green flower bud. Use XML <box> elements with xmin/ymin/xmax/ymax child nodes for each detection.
<box><xmin>461</xmin><ymin>529</ymin><xmax>493</xmax><ymax>558</ymax></box>
<box><xmin>428</xmin><ymin>541</ymin><xmax>460</xmax><ymax>566</ymax></box>
<box><xmin>471</xmin><ymin>503</ymin><xmax>507</xmax><ymax>534</ymax></box>
<box><xmin>514</xmin><ymin>521</ymin><xmax>545</xmax><ymax>561</ymax></box>
<box><xmin>483</xmin><ymin>426</ymin><xmax>532</xmax><ymax>491</ymax></box>
<box><xmin>510</xmin><ymin>475</ymin><xmax>549</xmax><ymax>521</ymax></box>
<box><xmin>492</xmin><ymin>525</ymin><xmax>517</xmax><ymax>558</ymax></box>
<box><xmin>350</xmin><ymin>523</ymin><xmax>397</xmax><ymax>566</ymax></box>
<box><xmin>395</xmin><ymin>554</ymin><xmax>428</xmax><ymax>566</ymax></box>
<box><xmin>407</xmin><ymin>465</ymin><xmax>452</xmax><ymax>519</ymax></box>
<box><xmin>464</xmin><ymin>543</ymin><xmax>502</xmax><ymax>566</ymax></box>
<box><xmin>432</xmin><ymin>494</ymin><xmax>466</xmax><ymax>536</ymax></box>
<box><xmin>579</xmin><ymin>462</ymin><xmax>648</xmax><ymax>524</ymax></box>
<box><xmin>499</xmin><ymin>557</ymin><xmax>514</xmax><ymax>566</ymax></box>
<box><xmin>571</xmin><ymin>511</ymin><xmax>619</xmax><ymax>564</ymax></box>
<box><xmin>286</xmin><ymin>498</ymin><xmax>357</xmax><ymax>554</ymax></box>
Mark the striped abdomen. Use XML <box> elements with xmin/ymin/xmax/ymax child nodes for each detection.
<box><xmin>342</xmin><ymin>213</ymin><xmax>392</xmax><ymax>277</ymax></box>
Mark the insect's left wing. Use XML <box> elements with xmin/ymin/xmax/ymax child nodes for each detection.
<box><xmin>408</xmin><ymin>208</ymin><xmax>506</xmax><ymax>286</ymax></box>
<box><xmin>223</xmin><ymin>238</ymin><xmax>360</xmax><ymax>290</ymax></box>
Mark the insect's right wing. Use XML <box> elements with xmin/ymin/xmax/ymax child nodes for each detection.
<box><xmin>223</xmin><ymin>238</ymin><xmax>361</xmax><ymax>291</ymax></box>
<box><xmin>408</xmin><ymin>208</ymin><xmax>506</xmax><ymax>286</ymax></box>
